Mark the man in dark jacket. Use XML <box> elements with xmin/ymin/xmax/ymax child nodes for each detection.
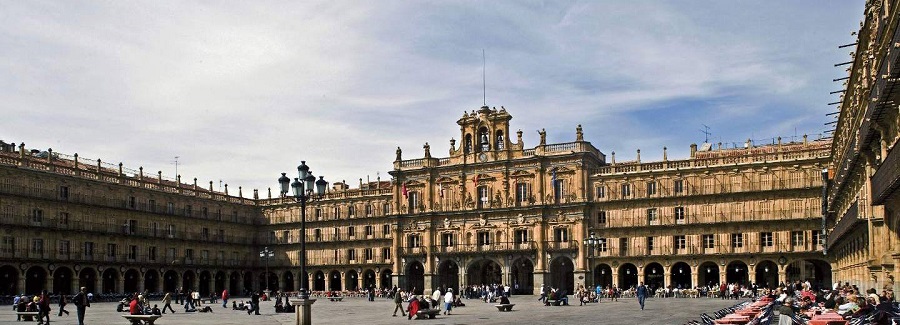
<box><xmin>636</xmin><ymin>282</ymin><xmax>649</xmax><ymax>310</ymax></box>
<box><xmin>248</xmin><ymin>291</ymin><xmax>260</xmax><ymax>315</ymax></box>
<box><xmin>73</xmin><ymin>287</ymin><xmax>90</xmax><ymax>325</ymax></box>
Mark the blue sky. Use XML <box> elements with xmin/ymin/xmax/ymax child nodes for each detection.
<box><xmin>0</xmin><ymin>1</ymin><xmax>862</xmax><ymax>196</ymax></box>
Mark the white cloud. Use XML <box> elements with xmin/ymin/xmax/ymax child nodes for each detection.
<box><xmin>0</xmin><ymin>0</ymin><xmax>863</xmax><ymax>195</ymax></box>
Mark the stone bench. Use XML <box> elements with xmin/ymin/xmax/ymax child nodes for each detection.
<box><xmin>16</xmin><ymin>311</ymin><xmax>39</xmax><ymax>321</ymax></box>
<box><xmin>495</xmin><ymin>303</ymin><xmax>515</xmax><ymax>311</ymax></box>
<box><xmin>545</xmin><ymin>299</ymin><xmax>562</xmax><ymax>306</ymax></box>
<box><xmin>327</xmin><ymin>296</ymin><xmax>344</xmax><ymax>302</ymax></box>
<box><xmin>415</xmin><ymin>309</ymin><xmax>440</xmax><ymax>319</ymax></box>
<box><xmin>122</xmin><ymin>314</ymin><xmax>162</xmax><ymax>325</ymax></box>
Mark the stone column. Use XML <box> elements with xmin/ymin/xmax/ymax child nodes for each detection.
<box><xmin>637</xmin><ymin>271</ymin><xmax>645</xmax><ymax>287</ymax></box>
<box><xmin>664</xmin><ymin>273</ymin><xmax>672</xmax><ymax>290</ymax></box>
<box><xmin>117</xmin><ymin>275</ymin><xmax>125</xmax><ymax>294</ymax></box>
<box><xmin>532</xmin><ymin>272</ymin><xmax>546</xmax><ymax>295</ymax></box>
<box><xmin>138</xmin><ymin>273</ymin><xmax>145</xmax><ymax>293</ymax></box>
<box><xmin>691</xmin><ymin>267</ymin><xmax>699</xmax><ymax>288</ymax></box>
<box><xmin>45</xmin><ymin>275</ymin><xmax>53</xmax><ymax>294</ymax></box>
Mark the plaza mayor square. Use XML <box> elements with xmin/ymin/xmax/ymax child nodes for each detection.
<box><xmin>1</xmin><ymin>1</ymin><xmax>899</xmax><ymax>325</ymax></box>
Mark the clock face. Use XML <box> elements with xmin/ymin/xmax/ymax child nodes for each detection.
<box><xmin>478</xmin><ymin>153</ymin><xmax>487</xmax><ymax>162</ymax></box>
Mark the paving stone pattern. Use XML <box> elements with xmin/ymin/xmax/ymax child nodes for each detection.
<box><xmin>0</xmin><ymin>296</ymin><xmax>747</xmax><ymax>325</ymax></box>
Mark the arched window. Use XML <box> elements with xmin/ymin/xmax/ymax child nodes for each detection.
<box><xmin>478</xmin><ymin>127</ymin><xmax>490</xmax><ymax>151</ymax></box>
<box><xmin>464</xmin><ymin>134</ymin><xmax>472</xmax><ymax>153</ymax></box>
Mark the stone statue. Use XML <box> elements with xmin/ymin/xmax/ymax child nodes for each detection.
<box><xmin>395</xmin><ymin>147</ymin><xmax>402</xmax><ymax>161</ymax></box>
<box><xmin>538</xmin><ymin>128</ymin><xmax>547</xmax><ymax>145</ymax></box>
<box><xmin>423</xmin><ymin>142</ymin><xmax>431</xmax><ymax>158</ymax></box>
<box><xmin>576</xmin><ymin>124</ymin><xmax>584</xmax><ymax>141</ymax></box>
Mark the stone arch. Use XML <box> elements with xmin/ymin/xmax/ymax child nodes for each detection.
<box><xmin>437</xmin><ymin>259</ymin><xmax>460</xmax><ymax>290</ymax></box>
<box><xmin>406</xmin><ymin>261</ymin><xmax>424</xmax><ymax>294</ymax></box>
<box><xmin>380</xmin><ymin>269</ymin><xmax>393</xmax><ymax>289</ymax></box>
<box><xmin>786</xmin><ymin>258</ymin><xmax>832</xmax><ymax>290</ymax></box>
<box><xmin>0</xmin><ymin>265</ymin><xmax>19</xmax><ymax>295</ymax></box>
<box><xmin>214</xmin><ymin>271</ymin><xmax>226</xmax><ymax>294</ymax></box>
<box><xmin>101</xmin><ymin>268</ymin><xmax>118</xmax><ymax>294</ymax></box>
<box><xmin>328</xmin><ymin>270</ymin><xmax>342</xmax><ymax>291</ymax></box>
<box><xmin>229</xmin><ymin>271</ymin><xmax>241</xmax><ymax>294</ymax></box>
<box><xmin>643</xmin><ymin>262</ymin><xmax>664</xmax><ymax>290</ymax></box>
<box><xmin>79</xmin><ymin>267</ymin><xmax>97</xmax><ymax>294</ymax></box>
<box><xmin>283</xmin><ymin>271</ymin><xmax>295</xmax><ymax>292</ymax></box>
<box><xmin>549</xmin><ymin>256</ymin><xmax>574</xmax><ymax>293</ymax></box>
<box><xmin>144</xmin><ymin>269</ymin><xmax>160</xmax><ymax>293</ymax></box>
<box><xmin>313</xmin><ymin>271</ymin><xmax>326</xmax><ymax>291</ymax></box>
<box><xmin>670</xmin><ymin>262</ymin><xmax>691</xmax><ymax>289</ymax></box>
<box><xmin>199</xmin><ymin>270</ymin><xmax>211</xmax><ymax>296</ymax></box>
<box><xmin>726</xmin><ymin>260</ymin><xmax>749</xmax><ymax>285</ymax></box>
<box><xmin>754</xmin><ymin>260</ymin><xmax>778</xmax><ymax>288</ymax></box>
<box><xmin>362</xmin><ymin>269</ymin><xmax>376</xmax><ymax>290</ymax></box>
<box><xmin>510</xmin><ymin>257</ymin><xmax>534</xmax><ymax>294</ymax></box>
<box><xmin>698</xmin><ymin>262</ymin><xmax>720</xmax><ymax>287</ymax></box>
<box><xmin>182</xmin><ymin>270</ymin><xmax>196</xmax><ymax>292</ymax></box>
<box><xmin>25</xmin><ymin>265</ymin><xmax>48</xmax><ymax>294</ymax></box>
<box><xmin>123</xmin><ymin>269</ymin><xmax>141</xmax><ymax>293</ymax></box>
<box><xmin>52</xmin><ymin>266</ymin><xmax>74</xmax><ymax>295</ymax></box>
<box><xmin>258</xmin><ymin>271</ymin><xmax>277</xmax><ymax>292</ymax></box>
<box><xmin>345</xmin><ymin>269</ymin><xmax>359</xmax><ymax>291</ymax></box>
<box><xmin>618</xmin><ymin>263</ymin><xmax>638</xmax><ymax>289</ymax></box>
<box><xmin>593</xmin><ymin>263</ymin><xmax>613</xmax><ymax>289</ymax></box>
<box><xmin>163</xmin><ymin>270</ymin><xmax>178</xmax><ymax>293</ymax></box>
<box><xmin>466</xmin><ymin>258</ymin><xmax>503</xmax><ymax>286</ymax></box>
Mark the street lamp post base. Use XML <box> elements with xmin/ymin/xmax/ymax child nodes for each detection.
<box><xmin>289</xmin><ymin>298</ymin><xmax>316</xmax><ymax>325</ymax></box>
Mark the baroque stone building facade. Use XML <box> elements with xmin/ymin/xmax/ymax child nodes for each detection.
<box><xmin>826</xmin><ymin>0</ymin><xmax>900</xmax><ymax>294</ymax></box>
<box><xmin>0</xmin><ymin>107</ymin><xmax>835</xmax><ymax>298</ymax></box>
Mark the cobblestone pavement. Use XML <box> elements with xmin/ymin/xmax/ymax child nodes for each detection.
<box><xmin>0</xmin><ymin>296</ymin><xmax>748</xmax><ymax>325</ymax></box>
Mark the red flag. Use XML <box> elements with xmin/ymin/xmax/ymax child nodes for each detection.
<box><xmin>402</xmin><ymin>183</ymin><xmax>408</xmax><ymax>198</ymax></box>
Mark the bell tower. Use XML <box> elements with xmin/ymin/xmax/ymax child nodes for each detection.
<box><xmin>452</xmin><ymin>106</ymin><xmax>513</xmax><ymax>162</ymax></box>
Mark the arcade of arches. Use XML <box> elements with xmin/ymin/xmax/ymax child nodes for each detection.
<box><xmin>588</xmin><ymin>259</ymin><xmax>832</xmax><ymax>290</ymax></box>
<box><xmin>0</xmin><ymin>264</ymin><xmax>394</xmax><ymax>296</ymax></box>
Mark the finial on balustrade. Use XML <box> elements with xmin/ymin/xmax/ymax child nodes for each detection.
<box><xmin>636</xmin><ymin>149</ymin><xmax>641</xmax><ymax>163</ymax></box>
<box><xmin>611</xmin><ymin>151</ymin><xmax>616</xmax><ymax>164</ymax></box>
<box><xmin>267</xmin><ymin>187</ymin><xmax>272</xmax><ymax>199</ymax></box>
<box><xmin>238</xmin><ymin>186</ymin><xmax>242</xmax><ymax>197</ymax></box>
<box><xmin>253</xmin><ymin>189</ymin><xmax>258</xmax><ymax>199</ymax></box>
<box><xmin>209</xmin><ymin>181</ymin><xmax>213</xmax><ymax>191</ymax></box>
<box><xmin>158</xmin><ymin>171</ymin><xmax>162</xmax><ymax>183</ymax></box>
<box><xmin>225</xmin><ymin>184</ymin><xmax>229</xmax><ymax>195</ymax></box>
<box><xmin>139</xmin><ymin>167</ymin><xmax>143</xmax><ymax>180</ymax></box>
<box><xmin>663</xmin><ymin>147</ymin><xmax>668</xmax><ymax>161</ymax></box>
<box><xmin>118</xmin><ymin>162</ymin><xmax>123</xmax><ymax>176</ymax></box>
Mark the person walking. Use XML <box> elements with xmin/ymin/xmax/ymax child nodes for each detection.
<box><xmin>161</xmin><ymin>292</ymin><xmax>175</xmax><ymax>314</ymax></box>
<box><xmin>636</xmin><ymin>282</ymin><xmax>648</xmax><ymax>311</ymax></box>
<box><xmin>37</xmin><ymin>290</ymin><xmax>51</xmax><ymax>325</ymax></box>
<box><xmin>57</xmin><ymin>292</ymin><xmax>70</xmax><ymax>316</ymax></box>
<box><xmin>443</xmin><ymin>289</ymin><xmax>454</xmax><ymax>315</ymax></box>
<box><xmin>392</xmin><ymin>289</ymin><xmax>406</xmax><ymax>317</ymax></box>
<box><xmin>73</xmin><ymin>287</ymin><xmax>90</xmax><ymax>325</ymax></box>
<box><xmin>248</xmin><ymin>291</ymin><xmax>260</xmax><ymax>315</ymax></box>
<box><xmin>537</xmin><ymin>284</ymin><xmax>546</xmax><ymax>303</ymax></box>
<box><xmin>221</xmin><ymin>289</ymin><xmax>229</xmax><ymax>308</ymax></box>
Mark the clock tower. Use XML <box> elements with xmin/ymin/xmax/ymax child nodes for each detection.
<box><xmin>452</xmin><ymin>106</ymin><xmax>515</xmax><ymax>162</ymax></box>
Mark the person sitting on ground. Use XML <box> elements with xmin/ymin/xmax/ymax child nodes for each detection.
<box><xmin>499</xmin><ymin>295</ymin><xmax>510</xmax><ymax>305</ymax></box>
<box><xmin>232</xmin><ymin>301</ymin><xmax>239</xmax><ymax>310</ymax></box>
<box><xmin>151</xmin><ymin>305</ymin><xmax>161</xmax><ymax>316</ymax></box>
<box><xmin>453</xmin><ymin>295</ymin><xmax>465</xmax><ymax>307</ymax></box>
<box><xmin>198</xmin><ymin>306</ymin><xmax>214</xmax><ymax>313</ymax></box>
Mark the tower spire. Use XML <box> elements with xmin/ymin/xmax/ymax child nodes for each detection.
<box><xmin>483</xmin><ymin>49</ymin><xmax>486</xmax><ymax>106</ymax></box>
